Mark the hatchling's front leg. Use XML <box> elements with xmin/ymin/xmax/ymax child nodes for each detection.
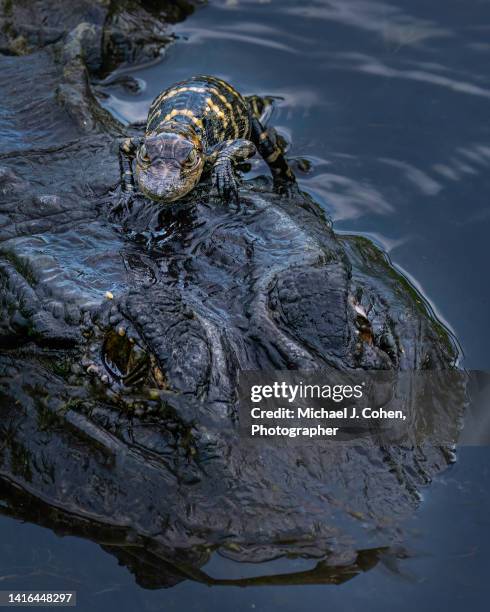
<box><xmin>209</xmin><ymin>139</ymin><xmax>256</xmax><ymax>203</ymax></box>
<box><xmin>117</xmin><ymin>138</ymin><xmax>143</xmax><ymax>212</ymax></box>
<box><xmin>117</xmin><ymin>137</ymin><xmax>141</xmax><ymax>208</ymax></box>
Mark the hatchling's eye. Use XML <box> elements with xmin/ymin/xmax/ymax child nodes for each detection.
<box><xmin>184</xmin><ymin>149</ymin><xmax>198</xmax><ymax>166</ymax></box>
<box><xmin>138</xmin><ymin>144</ymin><xmax>150</xmax><ymax>162</ymax></box>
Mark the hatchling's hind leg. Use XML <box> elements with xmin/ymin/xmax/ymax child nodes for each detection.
<box><xmin>250</xmin><ymin>117</ymin><xmax>297</xmax><ymax>195</ymax></box>
<box><xmin>245</xmin><ymin>95</ymin><xmax>274</xmax><ymax>124</ymax></box>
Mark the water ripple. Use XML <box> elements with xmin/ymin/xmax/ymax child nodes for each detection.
<box><xmin>176</xmin><ymin>25</ymin><xmax>299</xmax><ymax>53</ymax></box>
<box><xmin>285</xmin><ymin>0</ymin><xmax>452</xmax><ymax>46</ymax></box>
<box><xmin>302</xmin><ymin>171</ymin><xmax>393</xmax><ymax>221</ymax></box>
<box><xmin>331</xmin><ymin>53</ymin><xmax>490</xmax><ymax>98</ymax></box>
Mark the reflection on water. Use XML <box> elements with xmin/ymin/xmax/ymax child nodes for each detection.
<box><xmin>3</xmin><ymin>0</ymin><xmax>490</xmax><ymax>609</ymax></box>
<box><xmin>1</xmin><ymin>446</ymin><xmax>489</xmax><ymax>610</ymax></box>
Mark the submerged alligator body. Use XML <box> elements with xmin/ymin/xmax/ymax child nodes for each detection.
<box><xmin>0</xmin><ymin>0</ymin><xmax>464</xmax><ymax>591</ymax></box>
<box><xmin>119</xmin><ymin>75</ymin><xmax>295</xmax><ymax>203</ymax></box>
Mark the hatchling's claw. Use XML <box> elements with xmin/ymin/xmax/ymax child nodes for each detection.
<box><xmin>213</xmin><ymin>157</ymin><xmax>239</xmax><ymax>204</ymax></box>
<box><xmin>110</xmin><ymin>190</ymin><xmax>132</xmax><ymax>217</ymax></box>
<box><xmin>274</xmin><ymin>178</ymin><xmax>300</xmax><ymax>199</ymax></box>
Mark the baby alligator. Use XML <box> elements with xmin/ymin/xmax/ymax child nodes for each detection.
<box><xmin>119</xmin><ymin>75</ymin><xmax>296</xmax><ymax>203</ymax></box>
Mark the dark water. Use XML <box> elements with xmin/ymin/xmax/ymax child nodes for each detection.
<box><xmin>2</xmin><ymin>0</ymin><xmax>490</xmax><ymax>609</ymax></box>
<box><xmin>1</xmin><ymin>448</ymin><xmax>489</xmax><ymax>610</ymax></box>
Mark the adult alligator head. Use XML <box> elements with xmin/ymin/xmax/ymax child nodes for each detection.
<box><xmin>0</xmin><ymin>0</ymin><xmax>463</xmax><ymax>590</ymax></box>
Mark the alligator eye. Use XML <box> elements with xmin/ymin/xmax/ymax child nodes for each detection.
<box><xmin>103</xmin><ymin>330</ymin><xmax>150</xmax><ymax>386</ymax></box>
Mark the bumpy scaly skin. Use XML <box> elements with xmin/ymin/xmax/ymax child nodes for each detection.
<box><xmin>119</xmin><ymin>75</ymin><xmax>296</xmax><ymax>203</ymax></box>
